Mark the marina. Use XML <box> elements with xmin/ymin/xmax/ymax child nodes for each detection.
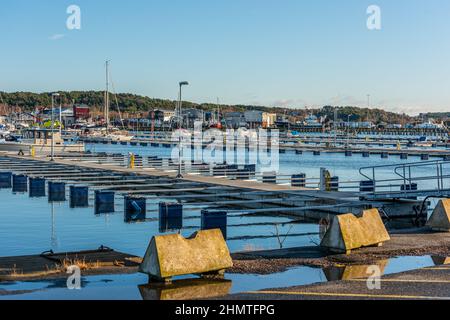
<box><xmin>1</xmin><ymin>143</ymin><xmax>450</xmax><ymax>299</ymax></box>
<box><xmin>2</xmin><ymin>1</ymin><xmax>450</xmax><ymax>307</ymax></box>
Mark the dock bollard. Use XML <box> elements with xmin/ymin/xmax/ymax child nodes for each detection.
<box><xmin>0</xmin><ymin>172</ymin><xmax>12</xmax><ymax>189</ymax></box>
<box><xmin>401</xmin><ymin>183</ymin><xmax>418</xmax><ymax>200</ymax></box>
<box><xmin>421</xmin><ymin>154</ymin><xmax>429</xmax><ymax>161</ymax></box>
<box><xmin>159</xmin><ymin>202</ymin><xmax>183</xmax><ymax>232</ymax></box>
<box><xmin>12</xmin><ymin>174</ymin><xmax>27</xmax><ymax>193</ymax></box>
<box><xmin>400</xmin><ymin>153</ymin><xmax>408</xmax><ymax>160</ymax></box>
<box><xmin>295</xmin><ymin>150</ymin><xmax>303</xmax><ymax>155</ymax></box>
<box><xmin>244</xmin><ymin>164</ymin><xmax>256</xmax><ymax>177</ymax></box>
<box><xmin>124</xmin><ymin>196</ymin><xmax>146</xmax><ymax>222</ymax></box>
<box><xmin>313</xmin><ymin>151</ymin><xmax>321</xmax><ymax>156</ymax></box>
<box><xmin>291</xmin><ymin>174</ymin><xmax>306</xmax><ymax>187</ymax></box>
<box><xmin>360</xmin><ymin>180</ymin><xmax>375</xmax><ymax>194</ymax></box>
<box><xmin>262</xmin><ymin>172</ymin><xmax>277</xmax><ymax>184</ymax></box>
<box><xmin>360</xmin><ymin>180</ymin><xmax>375</xmax><ymax>192</ymax></box>
<box><xmin>29</xmin><ymin>177</ymin><xmax>46</xmax><ymax>198</ymax></box>
<box><xmin>48</xmin><ymin>182</ymin><xmax>66</xmax><ymax>202</ymax></box>
<box><xmin>95</xmin><ymin>190</ymin><xmax>115</xmax><ymax>214</ymax></box>
<box><xmin>69</xmin><ymin>186</ymin><xmax>89</xmax><ymax>208</ymax></box>
<box><xmin>128</xmin><ymin>153</ymin><xmax>135</xmax><ymax>169</ymax></box>
<box><xmin>345</xmin><ymin>150</ymin><xmax>352</xmax><ymax>157</ymax></box>
<box><xmin>201</xmin><ymin>210</ymin><xmax>227</xmax><ymax>239</ymax></box>
<box><xmin>381</xmin><ymin>152</ymin><xmax>389</xmax><ymax>159</ymax></box>
<box><xmin>329</xmin><ymin>176</ymin><xmax>339</xmax><ymax>192</ymax></box>
<box><xmin>235</xmin><ymin>169</ymin><xmax>250</xmax><ymax>180</ymax></box>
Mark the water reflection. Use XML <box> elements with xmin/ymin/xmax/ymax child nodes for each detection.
<box><xmin>138</xmin><ymin>279</ymin><xmax>232</xmax><ymax>300</ymax></box>
<box><xmin>323</xmin><ymin>260</ymin><xmax>389</xmax><ymax>281</ymax></box>
<box><xmin>50</xmin><ymin>202</ymin><xmax>58</xmax><ymax>248</ymax></box>
<box><xmin>432</xmin><ymin>256</ymin><xmax>450</xmax><ymax>266</ymax></box>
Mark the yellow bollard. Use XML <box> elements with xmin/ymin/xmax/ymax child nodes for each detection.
<box><xmin>30</xmin><ymin>146</ymin><xmax>35</xmax><ymax>158</ymax></box>
<box><xmin>128</xmin><ymin>153</ymin><xmax>135</xmax><ymax>169</ymax></box>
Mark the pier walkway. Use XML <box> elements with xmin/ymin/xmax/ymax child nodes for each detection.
<box><xmin>0</xmin><ymin>152</ymin><xmax>432</xmax><ymax>223</ymax></box>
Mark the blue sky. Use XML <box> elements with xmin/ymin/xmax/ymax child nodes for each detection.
<box><xmin>1</xmin><ymin>0</ymin><xmax>450</xmax><ymax>114</ymax></box>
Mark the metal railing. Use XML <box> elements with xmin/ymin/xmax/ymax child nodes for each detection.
<box><xmin>359</xmin><ymin>160</ymin><xmax>450</xmax><ymax>199</ymax></box>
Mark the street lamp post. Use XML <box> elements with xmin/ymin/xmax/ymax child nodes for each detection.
<box><xmin>51</xmin><ymin>93</ymin><xmax>60</xmax><ymax>161</ymax></box>
<box><xmin>177</xmin><ymin>81</ymin><xmax>189</xmax><ymax>179</ymax></box>
<box><xmin>346</xmin><ymin>114</ymin><xmax>352</xmax><ymax>148</ymax></box>
<box><xmin>59</xmin><ymin>98</ymin><xmax>62</xmax><ymax>135</ymax></box>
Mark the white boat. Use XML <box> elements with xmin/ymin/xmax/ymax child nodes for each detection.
<box><xmin>0</xmin><ymin>128</ymin><xmax>85</xmax><ymax>154</ymax></box>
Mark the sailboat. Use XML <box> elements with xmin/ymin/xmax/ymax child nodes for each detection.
<box><xmin>89</xmin><ymin>61</ymin><xmax>134</xmax><ymax>142</ymax></box>
<box><xmin>209</xmin><ymin>98</ymin><xmax>223</xmax><ymax>129</ymax></box>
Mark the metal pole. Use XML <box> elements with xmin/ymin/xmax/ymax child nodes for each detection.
<box><xmin>51</xmin><ymin>95</ymin><xmax>55</xmax><ymax>161</ymax></box>
<box><xmin>59</xmin><ymin>99</ymin><xmax>62</xmax><ymax>135</ymax></box>
<box><xmin>177</xmin><ymin>84</ymin><xmax>183</xmax><ymax>178</ymax></box>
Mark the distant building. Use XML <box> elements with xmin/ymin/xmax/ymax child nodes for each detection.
<box><xmin>182</xmin><ymin>108</ymin><xmax>204</xmax><ymax>128</ymax></box>
<box><xmin>224</xmin><ymin>112</ymin><xmax>246</xmax><ymax>129</ymax></box>
<box><xmin>335</xmin><ymin>121</ymin><xmax>374</xmax><ymax>129</ymax></box>
<box><xmin>244</xmin><ymin>111</ymin><xmax>277</xmax><ymax>128</ymax></box>
<box><xmin>152</xmin><ymin>109</ymin><xmax>175</xmax><ymax>122</ymax></box>
<box><xmin>386</xmin><ymin>124</ymin><xmax>403</xmax><ymax>129</ymax></box>
<box><xmin>415</xmin><ymin>121</ymin><xmax>444</xmax><ymax>129</ymax></box>
<box><xmin>73</xmin><ymin>104</ymin><xmax>90</xmax><ymax>120</ymax></box>
<box><xmin>303</xmin><ymin>115</ymin><xmax>323</xmax><ymax>127</ymax></box>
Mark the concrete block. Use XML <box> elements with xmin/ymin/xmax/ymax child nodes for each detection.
<box><xmin>320</xmin><ymin>209</ymin><xmax>391</xmax><ymax>254</ymax></box>
<box><xmin>323</xmin><ymin>260</ymin><xmax>389</xmax><ymax>281</ymax></box>
<box><xmin>427</xmin><ymin>199</ymin><xmax>450</xmax><ymax>232</ymax></box>
<box><xmin>138</xmin><ymin>279</ymin><xmax>232</xmax><ymax>300</ymax></box>
<box><xmin>139</xmin><ymin>229</ymin><xmax>233</xmax><ymax>281</ymax></box>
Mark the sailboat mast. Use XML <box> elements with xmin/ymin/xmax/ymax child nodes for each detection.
<box><xmin>105</xmin><ymin>60</ymin><xmax>110</xmax><ymax>131</ymax></box>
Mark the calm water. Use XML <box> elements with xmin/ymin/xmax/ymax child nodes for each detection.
<box><xmin>86</xmin><ymin>143</ymin><xmax>450</xmax><ymax>191</ymax></box>
<box><xmin>0</xmin><ymin>256</ymin><xmax>441</xmax><ymax>300</ymax></box>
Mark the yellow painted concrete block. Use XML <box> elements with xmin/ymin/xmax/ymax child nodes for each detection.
<box><xmin>139</xmin><ymin>279</ymin><xmax>232</xmax><ymax>300</ymax></box>
<box><xmin>139</xmin><ymin>229</ymin><xmax>233</xmax><ymax>281</ymax></box>
<box><xmin>320</xmin><ymin>209</ymin><xmax>391</xmax><ymax>254</ymax></box>
<box><xmin>324</xmin><ymin>260</ymin><xmax>389</xmax><ymax>281</ymax></box>
<box><xmin>427</xmin><ymin>199</ymin><xmax>450</xmax><ymax>232</ymax></box>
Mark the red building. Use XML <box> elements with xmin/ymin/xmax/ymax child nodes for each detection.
<box><xmin>73</xmin><ymin>104</ymin><xmax>90</xmax><ymax>120</ymax></box>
